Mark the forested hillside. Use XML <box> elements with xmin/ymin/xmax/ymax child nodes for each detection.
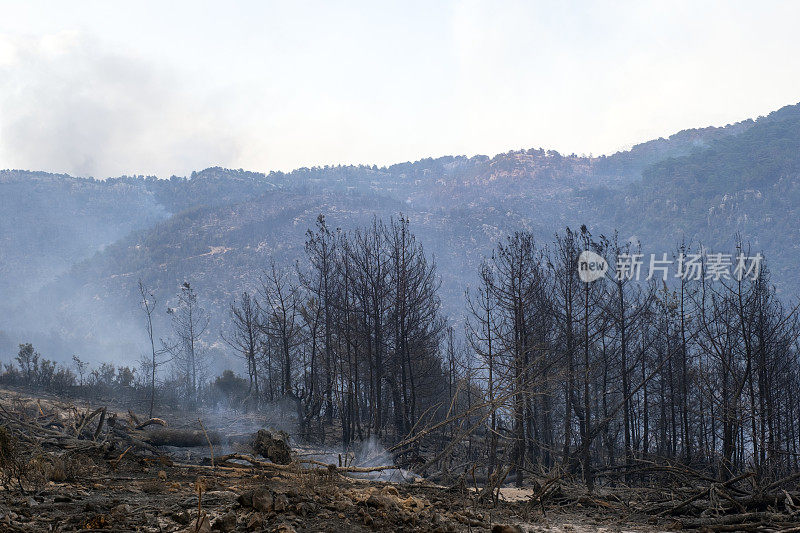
<box><xmin>0</xmin><ymin>103</ymin><xmax>797</xmax><ymax>368</ymax></box>
<box><xmin>598</xmin><ymin>102</ymin><xmax>800</xmax><ymax>286</ymax></box>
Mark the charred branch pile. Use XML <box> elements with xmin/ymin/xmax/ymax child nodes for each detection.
<box><xmin>0</xmin><ymin>399</ymin><xmax>192</xmax><ymax>468</ymax></box>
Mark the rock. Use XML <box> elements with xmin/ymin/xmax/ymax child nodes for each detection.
<box><xmin>237</xmin><ymin>491</ymin><xmax>253</xmax><ymax>508</ymax></box>
<box><xmin>273</xmin><ymin>493</ymin><xmax>289</xmax><ymax>512</ymax></box>
<box><xmin>293</xmin><ymin>502</ymin><xmax>315</xmax><ymax>516</ymax></box>
<box><xmin>381</xmin><ymin>485</ymin><xmax>400</xmax><ymax>497</ymax></box>
<box><xmin>365</xmin><ymin>493</ymin><xmax>397</xmax><ymax>510</ymax></box>
<box><xmin>251</xmin><ymin>429</ymin><xmax>292</xmax><ymax>464</ymax></box>
<box><xmin>238</xmin><ymin>489</ymin><xmax>274</xmax><ymax>512</ymax></box>
<box><xmin>252</xmin><ymin>490</ymin><xmax>273</xmax><ymax>512</ymax></box>
<box><xmin>212</xmin><ymin>511</ymin><xmax>237</xmax><ymax>531</ymax></box>
<box><xmin>110</xmin><ymin>503</ymin><xmax>130</xmax><ymax>521</ymax></box>
<box><xmin>189</xmin><ymin>515</ymin><xmax>212</xmax><ymax>533</ymax></box>
<box><xmin>171</xmin><ymin>510</ymin><xmax>191</xmax><ymax>525</ymax></box>
<box><xmin>333</xmin><ymin>499</ymin><xmax>352</xmax><ymax>512</ymax></box>
<box><xmin>362</xmin><ymin>513</ymin><xmax>374</xmax><ymax>527</ymax></box>
<box><xmin>246</xmin><ymin>514</ymin><xmax>263</xmax><ymax>531</ymax></box>
<box><xmin>178</xmin><ymin>516</ymin><xmax>211</xmax><ymax>533</ymax></box>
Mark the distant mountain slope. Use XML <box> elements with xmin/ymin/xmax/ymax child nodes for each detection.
<box><xmin>0</xmin><ymin>170</ymin><xmax>168</xmax><ymax>304</ymax></box>
<box><xmin>593</xmin><ymin>116</ymin><xmax>756</xmax><ymax>183</ymax></box>
<box><xmin>1</xmin><ymin>102</ymin><xmax>798</xmax><ymax>366</ymax></box>
<box><xmin>600</xmin><ymin>102</ymin><xmax>800</xmax><ymax>285</ymax></box>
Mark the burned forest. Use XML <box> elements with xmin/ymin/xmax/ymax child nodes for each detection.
<box><xmin>5</xmin><ymin>6</ymin><xmax>800</xmax><ymax>530</ymax></box>
<box><xmin>2</xmin><ymin>214</ymin><xmax>800</xmax><ymax>532</ymax></box>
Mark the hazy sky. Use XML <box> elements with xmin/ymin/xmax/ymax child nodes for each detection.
<box><xmin>0</xmin><ymin>1</ymin><xmax>798</xmax><ymax>178</ymax></box>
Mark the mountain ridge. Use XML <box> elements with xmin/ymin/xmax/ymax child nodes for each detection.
<box><xmin>2</xmin><ymin>101</ymin><xmax>799</xmax><ymax>367</ymax></box>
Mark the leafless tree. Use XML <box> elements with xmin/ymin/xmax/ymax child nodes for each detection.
<box><xmin>223</xmin><ymin>291</ymin><xmax>263</xmax><ymax>410</ymax></box>
<box><xmin>164</xmin><ymin>282</ymin><xmax>209</xmax><ymax>407</ymax></box>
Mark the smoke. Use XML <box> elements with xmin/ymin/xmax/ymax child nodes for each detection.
<box><xmin>301</xmin><ymin>436</ymin><xmax>418</xmax><ymax>483</ymax></box>
<box><xmin>0</xmin><ymin>32</ymin><xmax>239</xmax><ymax>178</ymax></box>
<box><xmin>196</xmin><ymin>402</ymin><xmax>415</xmax><ymax>483</ymax></box>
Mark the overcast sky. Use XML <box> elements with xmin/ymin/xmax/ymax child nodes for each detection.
<box><xmin>0</xmin><ymin>1</ymin><xmax>798</xmax><ymax>178</ymax></box>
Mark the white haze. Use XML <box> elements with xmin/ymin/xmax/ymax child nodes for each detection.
<box><xmin>1</xmin><ymin>1</ymin><xmax>800</xmax><ymax>178</ymax></box>
<box><xmin>0</xmin><ymin>32</ymin><xmax>239</xmax><ymax>179</ymax></box>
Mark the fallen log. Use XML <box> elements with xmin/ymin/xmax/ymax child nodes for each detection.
<box><xmin>75</xmin><ymin>407</ymin><xmax>104</xmax><ymax>437</ymax></box>
<box><xmin>92</xmin><ymin>408</ymin><xmax>106</xmax><ymax>441</ymax></box>
<box><xmin>128</xmin><ymin>409</ymin><xmax>141</xmax><ymax>427</ymax></box>
<box><xmin>0</xmin><ymin>404</ymin><xmax>64</xmax><ymax>438</ymax></box>
<box><xmin>657</xmin><ymin>472</ymin><xmax>755</xmax><ymax>516</ymax></box>
<box><xmin>140</xmin><ymin>427</ymin><xmax>222</xmax><ymax>447</ymax></box>
<box><xmin>300</xmin><ymin>457</ymin><xmax>401</xmax><ymax>474</ymax></box>
<box><xmin>216</xmin><ymin>453</ymin><xmax>399</xmax><ymax>474</ymax></box>
<box><xmin>134</xmin><ymin>418</ymin><xmax>167</xmax><ymax>430</ymax></box>
<box><xmin>764</xmin><ymin>471</ymin><xmax>800</xmax><ymax>493</ymax></box>
<box><xmin>678</xmin><ymin>511</ymin><xmax>794</xmax><ymax>529</ymax></box>
<box><xmin>110</xmin><ymin>428</ymin><xmax>161</xmax><ymax>455</ymax></box>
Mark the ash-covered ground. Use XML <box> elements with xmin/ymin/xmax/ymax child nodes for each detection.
<box><xmin>0</xmin><ymin>387</ymin><xmax>778</xmax><ymax>532</ymax></box>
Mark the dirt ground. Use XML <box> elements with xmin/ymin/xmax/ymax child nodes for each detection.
<box><xmin>0</xmin><ymin>387</ymin><xmax>785</xmax><ymax>532</ymax></box>
<box><xmin>0</xmin><ymin>460</ymin><xmax>667</xmax><ymax>532</ymax></box>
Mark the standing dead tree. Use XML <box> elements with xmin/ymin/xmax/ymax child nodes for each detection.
<box><xmin>164</xmin><ymin>282</ymin><xmax>209</xmax><ymax>408</ymax></box>
<box><xmin>138</xmin><ymin>279</ymin><xmax>169</xmax><ymax>418</ymax></box>
<box><xmin>223</xmin><ymin>291</ymin><xmax>263</xmax><ymax>411</ymax></box>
